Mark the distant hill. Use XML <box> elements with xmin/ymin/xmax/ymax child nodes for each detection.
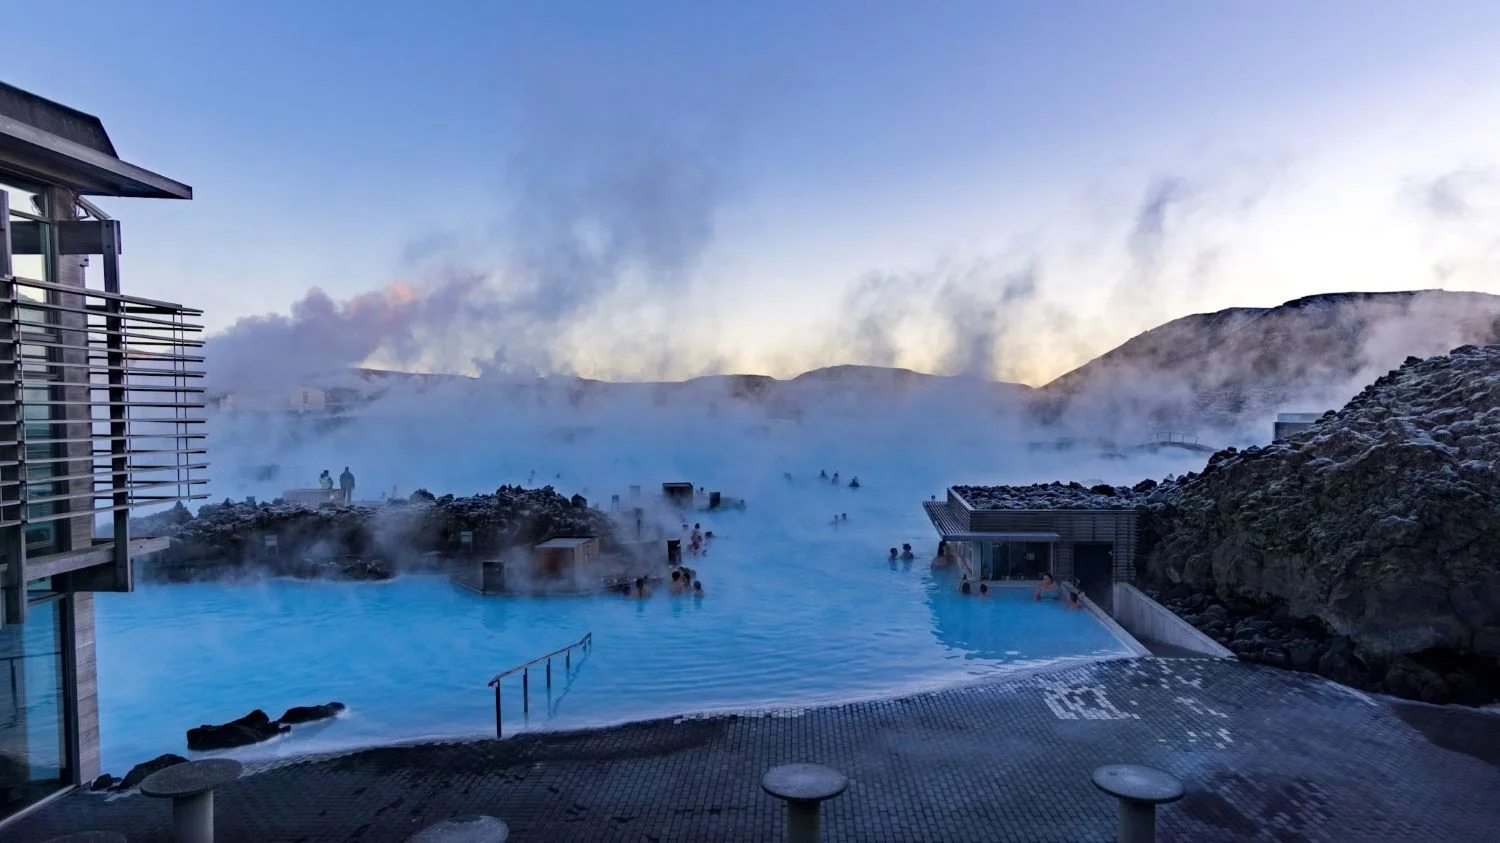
<box><xmin>216</xmin><ymin>290</ymin><xmax>1500</xmax><ymax>434</ymax></box>
<box><xmin>1036</xmin><ymin>290</ymin><xmax>1500</xmax><ymax>430</ymax></box>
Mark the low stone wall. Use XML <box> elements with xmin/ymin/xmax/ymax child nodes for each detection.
<box><xmin>1111</xmin><ymin>583</ymin><xmax>1233</xmax><ymax>658</ymax></box>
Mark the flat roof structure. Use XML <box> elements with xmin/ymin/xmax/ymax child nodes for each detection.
<box><xmin>0</xmin><ymin>82</ymin><xmax>191</xmax><ymax>199</ymax></box>
<box><xmin>922</xmin><ymin>501</ymin><xmax>1061</xmax><ymax>542</ymax></box>
<box><xmin>535</xmin><ymin>537</ymin><xmax>596</xmax><ymax>549</ymax></box>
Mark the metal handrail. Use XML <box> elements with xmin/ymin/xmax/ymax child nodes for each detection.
<box><xmin>488</xmin><ymin>632</ymin><xmax>592</xmax><ymax>737</ymax></box>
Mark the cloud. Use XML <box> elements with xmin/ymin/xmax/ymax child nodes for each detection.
<box><xmin>1408</xmin><ymin>167</ymin><xmax>1497</xmax><ymax>221</ymax></box>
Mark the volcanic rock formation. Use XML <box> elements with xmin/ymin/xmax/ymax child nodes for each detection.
<box><xmin>1142</xmin><ymin>344</ymin><xmax>1500</xmax><ymax>702</ymax></box>
<box><xmin>139</xmin><ymin>485</ymin><xmax>618</xmax><ymax>580</ymax></box>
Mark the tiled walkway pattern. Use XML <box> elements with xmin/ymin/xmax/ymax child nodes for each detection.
<box><xmin>11</xmin><ymin>658</ymin><xmax>1500</xmax><ymax>842</ymax></box>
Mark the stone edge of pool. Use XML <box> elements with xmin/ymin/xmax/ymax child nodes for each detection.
<box><xmin>122</xmin><ymin>650</ymin><xmax>1164</xmax><ymax>786</ymax></box>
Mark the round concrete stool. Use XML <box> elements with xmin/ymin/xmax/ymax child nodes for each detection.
<box><xmin>1091</xmin><ymin>764</ymin><xmax>1185</xmax><ymax>843</ymax></box>
<box><xmin>407</xmin><ymin>814</ymin><xmax>510</xmax><ymax>843</ymax></box>
<box><xmin>762</xmin><ymin>763</ymin><xmax>849</xmax><ymax>843</ymax></box>
<box><xmin>41</xmin><ymin>833</ymin><xmax>128</xmax><ymax>843</ymax></box>
<box><xmin>140</xmin><ymin>757</ymin><xmax>243</xmax><ymax>843</ymax></box>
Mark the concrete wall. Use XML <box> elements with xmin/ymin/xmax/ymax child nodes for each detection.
<box><xmin>67</xmin><ymin>590</ymin><xmax>100</xmax><ymax>783</ymax></box>
<box><xmin>1110</xmin><ymin>583</ymin><xmax>1233</xmax><ymax>658</ymax></box>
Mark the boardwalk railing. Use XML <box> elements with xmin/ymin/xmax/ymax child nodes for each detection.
<box><xmin>488</xmin><ymin>632</ymin><xmax>592</xmax><ymax>737</ymax></box>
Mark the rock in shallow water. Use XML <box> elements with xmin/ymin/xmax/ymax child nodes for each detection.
<box><xmin>187</xmin><ymin>709</ymin><xmax>288</xmax><ymax>751</ymax></box>
<box><xmin>278</xmin><ymin>701</ymin><xmax>347</xmax><ymax>725</ymax></box>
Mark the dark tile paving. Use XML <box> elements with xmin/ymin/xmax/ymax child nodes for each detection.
<box><xmin>12</xmin><ymin>657</ymin><xmax>1500</xmax><ymax>842</ymax></box>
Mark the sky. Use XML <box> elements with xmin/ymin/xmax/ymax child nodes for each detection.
<box><xmin>6</xmin><ymin>0</ymin><xmax>1500</xmax><ymax>384</ymax></box>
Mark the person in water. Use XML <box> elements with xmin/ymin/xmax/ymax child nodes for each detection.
<box><xmin>669</xmin><ymin>569</ymin><xmax>684</xmax><ymax>594</ymax></box>
<box><xmin>979</xmin><ymin>582</ymin><xmax>990</xmax><ymax>597</ymax></box>
<box><xmin>1066</xmin><ymin>589</ymin><xmax>1082</xmax><ymax>610</ymax></box>
<box><xmin>841</xmin><ymin>513</ymin><xmax>849</xmax><ymax>522</ymax></box>
<box><xmin>900</xmin><ymin>543</ymin><xmax>914</xmax><ymax>561</ymax></box>
<box><xmin>849</xmin><ymin>476</ymin><xmax>860</xmax><ymax>488</ymax></box>
<box><xmin>633</xmin><ymin>576</ymin><xmax>650</xmax><ymax>599</ymax></box>
<box><xmin>1034</xmin><ymin>573</ymin><xmax>1061</xmax><ymax>601</ymax></box>
<box><xmin>690</xmin><ymin>523</ymin><xmax>703</xmax><ymax>554</ymax></box>
<box><xmin>832</xmin><ymin>472</ymin><xmax>840</xmax><ymax>484</ymax></box>
<box><xmin>820</xmin><ymin>469</ymin><xmax>827</xmax><ymax>478</ymax></box>
<box><xmin>693</xmin><ymin>580</ymin><xmax>705</xmax><ymax>597</ymax></box>
<box><xmin>888</xmin><ymin>547</ymin><xmax>899</xmax><ymax>562</ymax></box>
<box><xmin>959</xmin><ymin>578</ymin><xmax>972</xmax><ymax>595</ymax></box>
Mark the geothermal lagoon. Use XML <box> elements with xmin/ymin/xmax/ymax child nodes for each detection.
<box><xmin>92</xmin><ymin>439</ymin><xmax>1207</xmax><ymax>775</ymax></box>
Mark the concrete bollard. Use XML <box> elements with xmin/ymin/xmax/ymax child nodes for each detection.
<box><xmin>1090</xmin><ymin>764</ymin><xmax>1184</xmax><ymax>843</ymax></box>
<box><xmin>762</xmin><ymin>763</ymin><xmax>848</xmax><ymax>843</ymax></box>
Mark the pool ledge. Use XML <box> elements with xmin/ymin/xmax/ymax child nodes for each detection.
<box><xmin>1072</xmin><ymin>586</ymin><xmax>1151</xmax><ymax>656</ymax></box>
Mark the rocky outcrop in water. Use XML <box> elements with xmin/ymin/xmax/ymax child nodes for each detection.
<box><xmin>142</xmin><ymin>485</ymin><xmax>618</xmax><ymax>580</ymax></box>
<box><xmin>187</xmin><ymin>709</ymin><xmax>289</xmax><ymax>751</ymax></box>
<box><xmin>1141</xmin><ymin>345</ymin><xmax>1500</xmax><ymax>703</ymax></box>
<box><xmin>277</xmin><ymin>702</ymin><xmax>346</xmax><ymax>725</ymax></box>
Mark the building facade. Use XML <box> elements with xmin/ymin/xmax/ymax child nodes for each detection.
<box><xmin>923</xmin><ymin>487</ymin><xmax>1139</xmax><ymax>605</ymax></box>
<box><xmin>0</xmin><ymin>83</ymin><xmax>205</xmax><ymax>822</ymax></box>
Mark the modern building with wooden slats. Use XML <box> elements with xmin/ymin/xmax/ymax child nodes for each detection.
<box><xmin>923</xmin><ymin>487</ymin><xmax>1139</xmax><ymax>607</ymax></box>
<box><xmin>0</xmin><ymin>81</ymin><xmax>205</xmax><ymax>823</ymax></box>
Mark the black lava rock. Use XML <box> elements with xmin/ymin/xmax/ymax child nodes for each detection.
<box><xmin>277</xmin><ymin>702</ymin><xmax>347</xmax><ymax>725</ymax></box>
<box><xmin>187</xmin><ymin>709</ymin><xmax>288</xmax><ymax>751</ymax></box>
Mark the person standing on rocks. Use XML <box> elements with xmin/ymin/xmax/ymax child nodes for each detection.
<box><xmin>319</xmin><ymin>470</ymin><xmax>333</xmax><ymax>491</ymax></box>
<box><xmin>339</xmin><ymin>467</ymin><xmax>356</xmax><ymax>504</ymax></box>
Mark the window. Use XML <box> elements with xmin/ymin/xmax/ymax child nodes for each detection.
<box><xmin>980</xmin><ymin>541</ymin><xmax>1054</xmax><ymax>580</ymax></box>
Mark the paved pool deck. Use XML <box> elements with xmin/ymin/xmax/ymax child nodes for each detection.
<box><xmin>12</xmin><ymin>657</ymin><xmax>1500</xmax><ymax>842</ymax></box>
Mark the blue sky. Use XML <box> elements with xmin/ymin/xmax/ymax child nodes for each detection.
<box><xmin>7</xmin><ymin>1</ymin><xmax>1500</xmax><ymax>383</ymax></box>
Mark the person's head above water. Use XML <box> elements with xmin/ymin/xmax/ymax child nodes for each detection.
<box><xmin>635</xmin><ymin>576</ymin><xmax>646</xmax><ymax>589</ymax></box>
<box><xmin>693</xmin><ymin>580</ymin><xmax>703</xmax><ymax>592</ymax></box>
<box><xmin>979</xmin><ymin>583</ymin><xmax>989</xmax><ymax>596</ymax></box>
<box><xmin>960</xmin><ymin>580</ymin><xmax>972</xmax><ymax>594</ymax></box>
<box><xmin>671</xmin><ymin>569</ymin><xmax>681</xmax><ymax>581</ymax></box>
<box><xmin>902</xmin><ymin>543</ymin><xmax>911</xmax><ymax>551</ymax></box>
<box><xmin>1042</xmin><ymin>573</ymin><xmax>1055</xmax><ymax>585</ymax></box>
<box><xmin>889</xmin><ymin>547</ymin><xmax>898</xmax><ymax>556</ymax></box>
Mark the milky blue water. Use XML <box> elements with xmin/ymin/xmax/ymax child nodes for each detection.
<box><xmin>94</xmin><ymin>476</ymin><xmax>1136</xmax><ymax>773</ymax></box>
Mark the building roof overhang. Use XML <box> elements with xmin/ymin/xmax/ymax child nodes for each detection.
<box><xmin>939</xmin><ymin>531</ymin><xmax>1063</xmax><ymax>542</ymax></box>
<box><xmin>0</xmin><ymin>113</ymin><xmax>192</xmax><ymax>199</ymax></box>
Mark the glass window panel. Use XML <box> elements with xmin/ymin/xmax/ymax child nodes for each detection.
<box><xmin>0</xmin><ymin>594</ymin><xmax>70</xmax><ymax>818</ymax></box>
<box><xmin>5</xmin><ymin>212</ymin><xmax>47</xmax><ymax>284</ymax></box>
<box><xmin>1</xmin><ymin>180</ymin><xmax>42</xmax><ymax>213</ymax></box>
<box><xmin>24</xmin><ymin>521</ymin><xmax>58</xmax><ymax>552</ymax></box>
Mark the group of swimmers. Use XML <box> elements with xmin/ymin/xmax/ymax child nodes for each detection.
<box><xmin>682</xmin><ymin>522</ymin><xmax>712</xmax><ymax>556</ymax></box>
<box><xmin>953</xmin><ymin>571</ymin><xmax>1081</xmax><ymax>608</ymax></box>
<box><xmin>626</xmin><ymin>569</ymin><xmax>705</xmax><ymax>599</ymax></box>
<box><xmin>626</xmin><ymin>521</ymin><xmax>711</xmax><ymax>600</ymax></box>
<box><xmin>887</xmin><ymin>543</ymin><xmax>915</xmax><ymax>562</ymax></box>
<box><xmin>817</xmin><ymin>470</ymin><xmax>860</xmax><ymax>489</ymax></box>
